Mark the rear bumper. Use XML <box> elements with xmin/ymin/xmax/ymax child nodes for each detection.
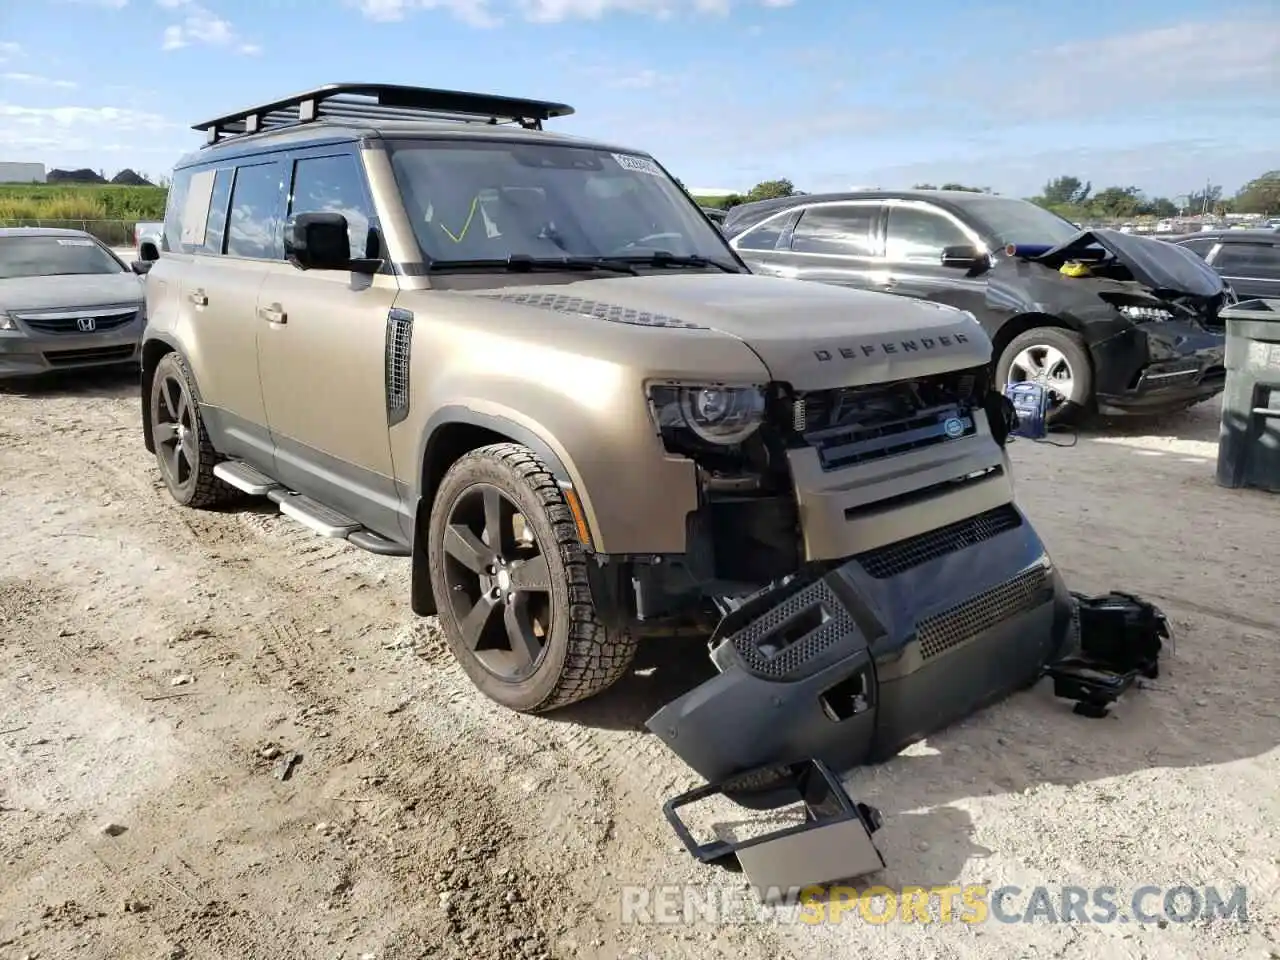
<box><xmin>646</xmin><ymin>504</ymin><xmax>1076</xmax><ymax>782</ymax></box>
<box><xmin>1092</xmin><ymin>319</ymin><xmax>1225</xmax><ymax>415</ymax></box>
<box><xmin>0</xmin><ymin>324</ymin><xmax>142</xmax><ymax>378</ymax></box>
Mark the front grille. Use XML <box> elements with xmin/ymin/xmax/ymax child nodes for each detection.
<box><xmin>916</xmin><ymin>565</ymin><xmax>1049</xmax><ymax>661</ymax></box>
<box><xmin>855</xmin><ymin>504</ymin><xmax>1023</xmax><ymax>579</ymax></box>
<box><xmin>17</xmin><ymin>309</ymin><xmax>137</xmax><ymax>335</ymax></box>
<box><xmin>43</xmin><ymin>345</ymin><xmax>136</xmax><ymax>366</ymax></box>
<box><xmin>792</xmin><ymin>371</ymin><xmax>981</xmax><ymax>471</ymax></box>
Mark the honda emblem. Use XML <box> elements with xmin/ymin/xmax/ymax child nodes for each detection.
<box><xmin>76</xmin><ymin>316</ymin><xmax>97</xmax><ymax>332</ymax></box>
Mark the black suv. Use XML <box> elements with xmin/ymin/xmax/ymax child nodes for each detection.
<box><xmin>724</xmin><ymin>191</ymin><xmax>1231</xmax><ymax>419</ymax></box>
<box><xmin>1166</xmin><ymin>229</ymin><xmax>1280</xmax><ymax>302</ymax></box>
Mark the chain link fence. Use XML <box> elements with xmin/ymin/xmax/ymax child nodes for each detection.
<box><xmin>0</xmin><ymin>218</ymin><xmax>139</xmax><ymax>247</ymax></box>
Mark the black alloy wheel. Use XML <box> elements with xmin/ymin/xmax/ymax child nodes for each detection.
<box><xmin>439</xmin><ymin>483</ymin><xmax>554</xmax><ymax>682</ymax></box>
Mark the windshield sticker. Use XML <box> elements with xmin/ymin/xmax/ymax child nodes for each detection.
<box><xmin>612</xmin><ymin>153</ymin><xmax>663</xmax><ymax>177</ymax></box>
<box><xmin>55</xmin><ymin>239</ymin><xmax>97</xmax><ymax>246</ymax></box>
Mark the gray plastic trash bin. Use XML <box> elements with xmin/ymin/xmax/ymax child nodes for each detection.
<box><xmin>1216</xmin><ymin>299</ymin><xmax>1280</xmax><ymax>492</ymax></box>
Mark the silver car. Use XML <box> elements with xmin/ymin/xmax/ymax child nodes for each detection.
<box><xmin>0</xmin><ymin>227</ymin><xmax>147</xmax><ymax>379</ymax></box>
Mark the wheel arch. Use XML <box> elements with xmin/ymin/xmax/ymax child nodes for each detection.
<box><xmin>991</xmin><ymin>312</ymin><xmax>1084</xmax><ymax>366</ymax></box>
<box><xmin>409</xmin><ymin>407</ymin><xmax>581</xmax><ymax>618</ymax></box>
<box><xmin>139</xmin><ymin>335</ymin><xmax>190</xmax><ymax>453</ymax></box>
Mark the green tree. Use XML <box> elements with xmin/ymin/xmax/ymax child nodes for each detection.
<box><xmin>1148</xmin><ymin>197</ymin><xmax>1178</xmax><ymax>218</ymax></box>
<box><xmin>1040</xmin><ymin>176</ymin><xmax>1092</xmax><ymax>207</ymax></box>
<box><xmin>1185</xmin><ymin>183</ymin><xmax>1223</xmax><ymax>215</ymax></box>
<box><xmin>1233</xmin><ymin>171</ymin><xmax>1280</xmax><ymax>215</ymax></box>
<box><xmin>745</xmin><ymin>179</ymin><xmax>796</xmax><ymax>202</ymax></box>
<box><xmin>1091</xmin><ymin>186</ymin><xmax>1143</xmax><ymax>218</ymax></box>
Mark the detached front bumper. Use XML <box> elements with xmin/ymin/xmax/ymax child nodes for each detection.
<box><xmin>646</xmin><ymin>504</ymin><xmax>1076</xmax><ymax>783</ymax></box>
<box><xmin>1092</xmin><ymin>319</ymin><xmax>1225</xmax><ymax>415</ymax></box>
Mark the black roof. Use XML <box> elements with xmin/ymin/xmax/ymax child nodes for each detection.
<box><xmin>193</xmin><ymin>82</ymin><xmax>575</xmax><ymax>146</ymax></box>
<box><xmin>1165</xmin><ymin>229</ymin><xmax>1279</xmax><ymax>243</ymax></box>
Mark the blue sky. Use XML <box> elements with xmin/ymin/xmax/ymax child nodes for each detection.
<box><xmin>1</xmin><ymin>0</ymin><xmax>1277</xmax><ymax>199</ymax></box>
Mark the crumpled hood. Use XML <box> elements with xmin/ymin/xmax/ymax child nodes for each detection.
<box><xmin>1026</xmin><ymin>228</ymin><xmax>1225</xmax><ymax>298</ymax></box>
<box><xmin>0</xmin><ymin>272</ymin><xmax>144</xmax><ymax>312</ymax></box>
<box><xmin>471</xmin><ymin>273</ymin><xmax>992</xmax><ymax>390</ymax></box>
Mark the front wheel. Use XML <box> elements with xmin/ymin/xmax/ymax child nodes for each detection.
<box><xmin>995</xmin><ymin>327</ymin><xmax>1094</xmax><ymax>425</ymax></box>
<box><xmin>427</xmin><ymin>443</ymin><xmax>638</xmax><ymax>712</ymax></box>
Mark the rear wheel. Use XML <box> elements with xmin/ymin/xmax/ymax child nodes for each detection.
<box><xmin>996</xmin><ymin>327</ymin><xmax>1094</xmax><ymax>425</ymax></box>
<box><xmin>427</xmin><ymin>443</ymin><xmax>638</xmax><ymax>712</ymax></box>
<box><xmin>149</xmin><ymin>352</ymin><xmax>235</xmax><ymax>508</ymax></box>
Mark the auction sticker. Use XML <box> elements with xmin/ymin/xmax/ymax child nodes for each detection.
<box><xmin>613</xmin><ymin>153</ymin><xmax>663</xmax><ymax>176</ymax></box>
<box><xmin>56</xmin><ymin>238</ymin><xmax>96</xmax><ymax>246</ymax></box>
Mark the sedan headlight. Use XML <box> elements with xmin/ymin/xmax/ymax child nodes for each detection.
<box><xmin>648</xmin><ymin>383</ymin><xmax>766</xmax><ymax>446</ymax></box>
<box><xmin>0</xmin><ymin>311</ymin><xmax>15</xmax><ymax>331</ymax></box>
<box><xmin>1117</xmin><ymin>304</ymin><xmax>1173</xmax><ymax>322</ymax></box>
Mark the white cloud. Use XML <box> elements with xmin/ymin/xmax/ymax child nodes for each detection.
<box><xmin>3</xmin><ymin>72</ymin><xmax>78</xmax><ymax>90</ymax></box>
<box><xmin>355</xmin><ymin>0</ymin><xmax>795</xmax><ymax>25</ymax></box>
<box><xmin>0</xmin><ymin>41</ymin><xmax>21</xmax><ymax>64</ymax></box>
<box><xmin>158</xmin><ymin>0</ymin><xmax>263</xmax><ymax>54</ymax></box>
<box><xmin>0</xmin><ymin>103</ymin><xmax>183</xmax><ymax>158</ymax></box>
<box><xmin>57</xmin><ymin>0</ymin><xmax>129</xmax><ymax>6</ymax></box>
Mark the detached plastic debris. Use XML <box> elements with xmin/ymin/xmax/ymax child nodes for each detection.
<box><xmin>663</xmin><ymin>758</ymin><xmax>885</xmax><ymax>904</ymax></box>
<box><xmin>1042</xmin><ymin>591</ymin><xmax>1171</xmax><ymax>718</ymax></box>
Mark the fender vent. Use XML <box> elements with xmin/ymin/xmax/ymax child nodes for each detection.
<box><xmin>386</xmin><ymin>307</ymin><xmax>414</xmax><ymax>424</ymax></box>
<box><xmin>476</xmin><ymin>292</ymin><xmax>706</xmax><ymax>329</ymax></box>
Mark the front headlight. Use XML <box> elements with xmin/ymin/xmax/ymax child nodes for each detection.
<box><xmin>647</xmin><ymin>383</ymin><xmax>766</xmax><ymax>446</ymax></box>
<box><xmin>0</xmin><ymin>312</ymin><xmax>15</xmax><ymax>331</ymax></box>
<box><xmin>1117</xmin><ymin>304</ymin><xmax>1173</xmax><ymax>322</ymax></box>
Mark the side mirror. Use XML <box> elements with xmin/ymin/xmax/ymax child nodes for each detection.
<box><xmin>138</xmin><ymin>244</ymin><xmax>160</xmax><ymax>263</ymax></box>
<box><xmin>130</xmin><ymin>260</ymin><xmax>153</xmax><ymax>275</ymax></box>
<box><xmin>284</xmin><ymin>212</ymin><xmax>352</xmax><ymax>271</ymax></box>
<box><xmin>941</xmin><ymin>244</ymin><xmax>988</xmax><ymax>271</ymax></box>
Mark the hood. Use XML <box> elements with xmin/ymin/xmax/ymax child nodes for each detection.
<box><xmin>0</xmin><ymin>272</ymin><xmax>145</xmax><ymax>313</ymax></box>
<box><xmin>471</xmin><ymin>273</ymin><xmax>992</xmax><ymax>390</ymax></box>
<box><xmin>1023</xmin><ymin>228</ymin><xmax>1225</xmax><ymax>298</ymax></box>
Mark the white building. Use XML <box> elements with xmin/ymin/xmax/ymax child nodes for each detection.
<box><xmin>0</xmin><ymin>162</ymin><xmax>47</xmax><ymax>183</ymax></box>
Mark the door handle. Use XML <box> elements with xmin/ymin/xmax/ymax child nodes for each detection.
<box><xmin>258</xmin><ymin>303</ymin><xmax>287</xmax><ymax>325</ymax></box>
<box><xmin>188</xmin><ymin>289</ymin><xmax>208</xmax><ymax>306</ymax></box>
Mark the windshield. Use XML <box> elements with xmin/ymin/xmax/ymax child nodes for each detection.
<box><xmin>0</xmin><ymin>235</ymin><xmax>124</xmax><ymax>280</ymax></box>
<box><xmin>387</xmin><ymin>140</ymin><xmax>736</xmax><ymax>266</ymax></box>
<box><xmin>960</xmin><ymin>197</ymin><xmax>1081</xmax><ymax>248</ymax></box>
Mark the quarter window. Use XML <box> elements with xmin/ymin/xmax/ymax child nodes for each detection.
<box><xmin>735</xmin><ymin>214</ymin><xmax>788</xmax><ymax>251</ymax></box>
<box><xmin>790</xmin><ymin>205</ymin><xmax>877</xmax><ymax>256</ymax></box>
<box><xmin>1213</xmin><ymin>243</ymin><xmax>1280</xmax><ymax>280</ymax></box>
<box><xmin>1176</xmin><ymin>237</ymin><xmax>1216</xmax><ymax>259</ymax></box>
<box><xmin>202</xmin><ymin>168</ymin><xmax>233</xmax><ymax>255</ymax></box>
<box><xmin>885</xmin><ymin>206</ymin><xmax>970</xmax><ymax>262</ymax></box>
<box><xmin>289</xmin><ymin>154</ymin><xmax>375</xmax><ymax>260</ymax></box>
<box><xmin>225</xmin><ymin>162</ymin><xmax>283</xmax><ymax>260</ymax></box>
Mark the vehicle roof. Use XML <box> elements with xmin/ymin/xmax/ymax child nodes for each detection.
<box><xmin>174</xmin><ymin>118</ymin><xmax>650</xmax><ymax>170</ymax></box>
<box><xmin>726</xmin><ymin>189</ymin><xmax>1019</xmax><ymax>218</ymax></box>
<box><xmin>0</xmin><ymin>226</ymin><xmax>96</xmax><ymax>239</ymax></box>
<box><xmin>1165</xmin><ymin>229</ymin><xmax>1280</xmax><ymax>243</ymax></box>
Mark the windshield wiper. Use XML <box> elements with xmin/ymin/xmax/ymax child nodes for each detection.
<box><xmin>617</xmin><ymin>251</ymin><xmax>741</xmax><ymax>274</ymax></box>
<box><xmin>428</xmin><ymin>255</ymin><xmax>637</xmax><ymax>276</ymax></box>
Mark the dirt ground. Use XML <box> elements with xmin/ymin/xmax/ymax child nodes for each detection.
<box><xmin>1</xmin><ymin>369</ymin><xmax>1277</xmax><ymax>960</ymax></box>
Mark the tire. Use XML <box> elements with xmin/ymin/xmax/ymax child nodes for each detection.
<box><xmin>149</xmin><ymin>352</ymin><xmax>236</xmax><ymax>508</ymax></box>
<box><xmin>427</xmin><ymin>442</ymin><xmax>638</xmax><ymax>713</ymax></box>
<box><xmin>995</xmin><ymin>326</ymin><xmax>1094</xmax><ymax>425</ymax></box>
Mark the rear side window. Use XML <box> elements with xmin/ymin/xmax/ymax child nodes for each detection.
<box><xmin>201</xmin><ymin>168</ymin><xmax>233</xmax><ymax>255</ymax></box>
<box><xmin>1176</xmin><ymin>237</ymin><xmax>1216</xmax><ymax>259</ymax></box>
<box><xmin>161</xmin><ymin>167</ymin><xmax>193</xmax><ymax>254</ymax></box>
<box><xmin>885</xmin><ymin>205</ymin><xmax>970</xmax><ymax>262</ymax></box>
<box><xmin>790</xmin><ymin>205</ymin><xmax>877</xmax><ymax>256</ymax></box>
<box><xmin>734</xmin><ymin>213</ymin><xmax>789</xmax><ymax>251</ymax></box>
<box><xmin>1213</xmin><ymin>243</ymin><xmax>1280</xmax><ymax>279</ymax></box>
<box><xmin>289</xmin><ymin>154</ymin><xmax>375</xmax><ymax>260</ymax></box>
<box><xmin>226</xmin><ymin>162</ymin><xmax>284</xmax><ymax>260</ymax></box>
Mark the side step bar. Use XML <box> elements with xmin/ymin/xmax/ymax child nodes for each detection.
<box><xmin>213</xmin><ymin>460</ymin><xmax>410</xmax><ymax>558</ymax></box>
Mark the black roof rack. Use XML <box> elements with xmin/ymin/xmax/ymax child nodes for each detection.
<box><xmin>193</xmin><ymin>82</ymin><xmax>575</xmax><ymax>146</ymax></box>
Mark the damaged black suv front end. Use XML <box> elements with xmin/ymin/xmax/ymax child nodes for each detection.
<box><xmin>1011</xmin><ymin>229</ymin><xmax>1231</xmax><ymax>415</ymax></box>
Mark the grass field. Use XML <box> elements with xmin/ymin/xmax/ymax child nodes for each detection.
<box><xmin>0</xmin><ymin>183</ymin><xmax>167</xmax><ymax>223</ymax></box>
